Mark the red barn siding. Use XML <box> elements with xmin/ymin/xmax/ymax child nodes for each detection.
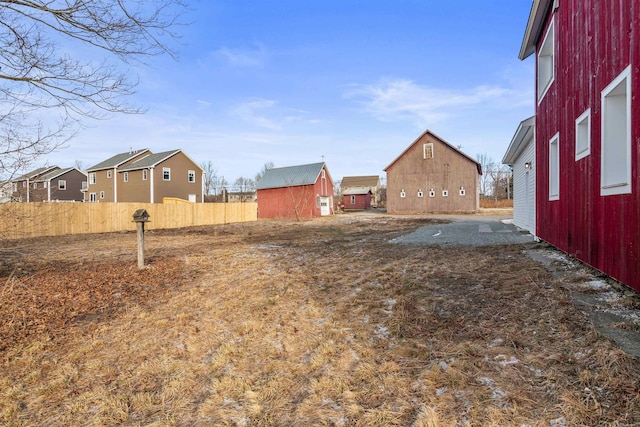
<box><xmin>346</xmin><ymin>193</ymin><xmax>371</xmax><ymax>210</ymax></box>
<box><xmin>257</xmin><ymin>171</ymin><xmax>334</xmax><ymax>219</ymax></box>
<box><xmin>534</xmin><ymin>1</ymin><xmax>640</xmax><ymax>290</ymax></box>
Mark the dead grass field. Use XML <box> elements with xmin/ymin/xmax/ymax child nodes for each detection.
<box><xmin>1</xmin><ymin>215</ymin><xmax>639</xmax><ymax>426</ymax></box>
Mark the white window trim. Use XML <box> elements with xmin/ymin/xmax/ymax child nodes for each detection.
<box><xmin>400</xmin><ymin>189</ymin><xmax>406</xmax><ymax>198</ymax></box>
<box><xmin>575</xmin><ymin>108</ymin><xmax>591</xmax><ymax>160</ymax></box>
<box><xmin>142</xmin><ymin>169</ymin><xmax>148</xmax><ymax>181</ymax></box>
<box><xmin>107</xmin><ymin>170</ymin><xmax>112</xmax><ymax>178</ymax></box>
<box><xmin>442</xmin><ymin>190</ymin><xmax>449</xmax><ymax>197</ymax></box>
<box><xmin>188</xmin><ymin>170</ymin><xmax>196</xmax><ymax>183</ymax></box>
<box><xmin>423</xmin><ymin>143</ymin><xmax>434</xmax><ymax>159</ymax></box>
<box><xmin>100</xmin><ymin>191</ymin><xmax>105</xmax><ymax>199</ymax></box>
<box><xmin>537</xmin><ymin>18</ymin><xmax>555</xmax><ymax>103</ymax></box>
<box><xmin>123</xmin><ymin>172</ymin><xmax>129</xmax><ymax>182</ymax></box>
<box><xmin>89</xmin><ymin>172</ymin><xmax>96</xmax><ymax>184</ymax></box>
<box><xmin>459</xmin><ymin>187</ymin><xmax>466</xmax><ymax>196</ymax></box>
<box><xmin>89</xmin><ymin>192</ymin><xmax>97</xmax><ymax>202</ymax></box>
<box><xmin>429</xmin><ymin>189</ymin><xmax>436</xmax><ymax>198</ymax></box>
<box><xmin>600</xmin><ymin>65</ymin><xmax>632</xmax><ymax>196</ymax></box>
<box><xmin>163</xmin><ymin>167</ymin><xmax>171</xmax><ymax>181</ymax></box>
<box><xmin>58</xmin><ymin>180</ymin><xmax>67</xmax><ymax>190</ymax></box>
<box><xmin>549</xmin><ymin>132</ymin><xmax>560</xmax><ymax>201</ymax></box>
<box><xmin>417</xmin><ymin>189</ymin><xmax>424</xmax><ymax>198</ymax></box>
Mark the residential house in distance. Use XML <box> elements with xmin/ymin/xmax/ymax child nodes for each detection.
<box><xmin>85</xmin><ymin>149</ymin><xmax>151</xmax><ymax>202</ymax></box>
<box><xmin>518</xmin><ymin>1</ymin><xmax>640</xmax><ymax>291</ymax></box>
<box><xmin>10</xmin><ymin>166</ymin><xmax>86</xmax><ymax>202</ymax></box>
<box><xmin>256</xmin><ymin>162</ymin><xmax>334</xmax><ymax>219</ymax></box>
<box><xmin>33</xmin><ymin>167</ymin><xmax>87</xmax><ymax>202</ymax></box>
<box><xmin>502</xmin><ymin>116</ymin><xmax>536</xmax><ymax>236</ymax></box>
<box><xmin>118</xmin><ymin>149</ymin><xmax>204</xmax><ymax>203</ymax></box>
<box><xmin>11</xmin><ymin>166</ymin><xmax>58</xmax><ymax>202</ymax></box>
<box><xmin>0</xmin><ymin>181</ymin><xmax>11</xmax><ymax>203</ymax></box>
<box><xmin>340</xmin><ymin>175</ymin><xmax>381</xmax><ymax>208</ymax></box>
<box><xmin>384</xmin><ymin>130</ymin><xmax>481</xmax><ymax>214</ymax></box>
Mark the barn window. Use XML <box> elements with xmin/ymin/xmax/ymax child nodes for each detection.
<box><xmin>429</xmin><ymin>189</ymin><xmax>435</xmax><ymax>198</ymax></box>
<box><xmin>459</xmin><ymin>187</ymin><xmax>466</xmax><ymax>196</ymax></box>
<box><xmin>549</xmin><ymin>133</ymin><xmax>560</xmax><ymax>200</ymax></box>
<box><xmin>163</xmin><ymin>167</ymin><xmax>171</xmax><ymax>181</ymax></box>
<box><xmin>601</xmin><ymin>65</ymin><xmax>631</xmax><ymax>196</ymax></box>
<box><xmin>58</xmin><ymin>180</ymin><xmax>66</xmax><ymax>190</ymax></box>
<box><xmin>350</xmin><ymin>195</ymin><xmax>355</xmax><ymax>204</ymax></box>
<box><xmin>400</xmin><ymin>189</ymin><xmax>406</xmax><ymax>198</ymax></box>
<box><xmin>423</xmin><ymin>143</ymin><xmax>434</xmax><ymax>159</ymax></box>
<box><xmin>575</xmin><ymin>108</ymin><xmax>591</xmax><ymax>160</ymax></box>
<box><xmin>442</xmin><ymin>190</ymin><xmax>448</xmax><ymax>197</ymax></box>
<box><xmin>537</xmin><ymin>18</ymin><xmax>555</xmax><ymax>102</ymax></box>
<box><xmin>417</xmin><ymin>189</ymin><xmax>423</xmax><ymax>198</ymax></box>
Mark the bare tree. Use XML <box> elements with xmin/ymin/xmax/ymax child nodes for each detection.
<box><xmin>233</xmin><ymin>177</ymin><xmax>255</xmax><ymax>193</ymax></box>
<box><xmin>476</xmin><ymin>153</ymin><xmax>496</xmax><ymax>196</ymax></box>
<box><xmin>0</xmin><ymin>0</ymin><xmax>186</xmax><ymax>180</ymax></box>
<box><xmin>286</xmin><ymin>184</ymin><xmax>312</xmax><ymax>221</ymax></box>
<box><xmin>200</xmin><ymin>161</ymin><xmax>218</xmax><ymax>196</ymax></box>
<box><xmin>254</xmin><ymin>161</ymin><xmax>274</xmax><ymax>183</ymax></box>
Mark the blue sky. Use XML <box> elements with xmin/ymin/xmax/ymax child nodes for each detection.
<box><xmin>49</xmin><ymin>0</ymin><xmax>535</xmax><ymax>186</ymax></box>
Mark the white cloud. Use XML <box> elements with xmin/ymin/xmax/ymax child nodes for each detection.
<box><xmin>215</xmin><ymin>44</ymin><xmax>267</xmax><ymax>67</ymax></box>
<box><xmin>232</xmin><ymin>98</ymin><xmax>282</xmax><ymax>130</ymax></box>
<box><xmin>346</xmin><ymin>77</ymin><xmax>530</xmax><ymax>126</ymax></box>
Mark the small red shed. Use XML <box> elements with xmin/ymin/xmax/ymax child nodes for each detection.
<box><xmin>519</xmin><ymin>1</ymin><xmax>640</xmax><ymax>291</ymax></box>
<box><xmin>256</xmin><ymin>162</ymin><xmax>334</xmax><ymax>219</ymax></box>
<box><xmin>343</xmin><ymin>188</ymin><xmax>372</xmax><ymax>210</ymax></box>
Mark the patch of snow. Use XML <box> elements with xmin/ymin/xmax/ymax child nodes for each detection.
<box><xmin>500</xmin><ymin>219</ymin><xmax>514</xmax><ymax>225</ymax></box>
<box><xmin>489</xmin><ymin>338</ymin><xmax>504</xmax><ymax>347</ymax></box>
<box><xmin>494</xmin><ymin>354</ymin><xmax>519</xmax><ymax>367</ymax></box>
<box><xmin>549</xmin><ymin>417</ymin><xmax>567</xmax><ymax>427</ymax></box>
<box><xmin>578</xmin><ymin>280</ymin><xmax>611</xmax><ymax>290</ymax></box>
<box><xmin>374</xmin><ymin>325</ymin><xmax>389</xmax><ymax>339</ymax></box>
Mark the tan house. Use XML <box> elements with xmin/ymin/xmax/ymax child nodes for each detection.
<box><xmin>384</xmin><ymin>130</ymin><xmax>482</xmax><ymax>213</ymax></box>
<box><xmin>117</xmin><ymin>149</ymin><xmax>204</xmax><ymax>203</ymax></box>
<box><xmin>85</xmin><ymin>149</ymin><xmax>151</xmax><ymax>202</ymax></box>
<box><xmin>340</xmin><ymin>175</ymin><xmax>382</xmax><ymax>207</ymax></box>
<box><xmin>11</xmin><ymin>166</ymin><xmax>86</xmax><ymax>202</ymax></box>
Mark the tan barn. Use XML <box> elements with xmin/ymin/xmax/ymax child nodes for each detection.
<box><xmin>384</xmin><ymin>130</ymin><xmax>482</xmax><ymax>214</ymax></box>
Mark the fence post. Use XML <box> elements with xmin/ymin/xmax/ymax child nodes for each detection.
<box><xmin>132</xmin><ymin>209</ymin><xmax>150</xmax><ymax>269</ymax></box>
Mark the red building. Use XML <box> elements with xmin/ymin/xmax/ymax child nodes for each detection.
<box><xmin>256</xmin><ymin>162</ymin><xmax>334</xmax><ymax>219</ymax></box>
<box><xmin>342</xmin><ymin>189</ymin><xmax>372</xmax><ymax>210</ymax></box>
<box><xmin>520</xmin><ymin>1</ymin><xmax>640</xmax><ymax>291</ymax></box>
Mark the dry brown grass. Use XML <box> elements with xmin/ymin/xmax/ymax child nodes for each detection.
<box><xmin>1</xmin><ymin>215</ymin><xmax>639</xmax><ymax>426</ymax></box>
<box><xmin>480</xmin><ymin>199</ymin><xmax>514</xmax><ymax>209</ymax></box>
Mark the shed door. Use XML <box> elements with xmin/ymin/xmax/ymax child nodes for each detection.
<box><xmin>320</xmin><ymin>197</ymin><xmax>330</xmax><ymax>216</ymax></box>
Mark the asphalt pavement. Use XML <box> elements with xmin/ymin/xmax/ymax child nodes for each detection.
<box><xmin>389</xmin><ymin>216</ymin><xmax>535</xmax><ymax>246</ymax></box>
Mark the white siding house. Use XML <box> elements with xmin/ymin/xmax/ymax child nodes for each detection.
<box><xmin>503</xmin><ymin>116</ymin><xmax>536</xmax><ymax>236</ymax></box>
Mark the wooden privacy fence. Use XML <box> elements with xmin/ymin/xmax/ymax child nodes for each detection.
<box><xmin>0</xmin><ymin>200</ymin><xmax>257</xmax><ymax>239</ymax></box>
